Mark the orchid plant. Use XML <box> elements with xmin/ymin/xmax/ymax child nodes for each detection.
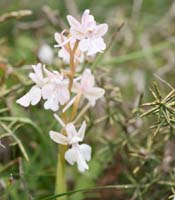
<box><xmin>16</xmin><ymin>9</ymin><xmax>108</xmax><ymax>197</ymax></box>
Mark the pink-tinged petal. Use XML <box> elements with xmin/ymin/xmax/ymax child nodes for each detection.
<box><xmin>44</xmin><ymin>93</ymin><xmax>59</xmax><ymax>111</ymax></box>
<box><xmin>77</xmin><ymin>121</ymin><xmax>86</xmax><ymax>141</ymax></box>
<box><xmin>49</xmin><ymin>131</ymin><xmax>68</xmax><ymax>145</ymax></box>
<box><xmin>81</xmin><ymin>9</ymin><xmax>94</xmax><ymax>25</ymax></box>
<box><xmin>84</xmin><ymin>87</ymin><xmax>105</xmax><ymax>106</ymax></box>
<box><xmin>67</xmin><ymin>15</ymin><xmax>81</xmax><ymax>29</ymax></box>
<box><xmin>81</xmin><ymin>69</ymin><xmax>95</xmax><ymax>88</ymax></box>
<box><xmin>81</xmin><ymin>9</ymin><xmax>90</xmax><ymax>24</ymax></box>
<box><xmin>87</xmin><ymin>38</ymin><xmax>106</xmax><ymax>55</ymax></box>
<box><xmin>42</xmin><ymin>84</ymin><xmax>54</xmax><ymax>100</ymax></box>
<box><xmin>79</xmin><ymin>144</ymin><xmax>92</xmax><ymax>162</ymax></box>
<box><xmin>70</xmin><ymin>28</ymin><xmax>85</xmax><ymax>40</ymax></box>
<box><xmin>81</xmin><ymin>9</ymin><xmax>96</xmax><ymax>28</ymax></box>
<box><xmin>94</xmin><ymin>24</ymin><xmax>108</xmax><ymax>38</ymax></box>
<box><xmin>95</xmin><ymin>38</ymin><xmax>106</xmax><ymax>50</ymax></box>
<box><xmin>57</xmin><ymin>86</ymin><xmax>70</xmax><ymax>105</ymax></box>
<box><xmin>79</xmin><ymin>39</ymin><xmax>89</xmax><ymax>52</ymax></box>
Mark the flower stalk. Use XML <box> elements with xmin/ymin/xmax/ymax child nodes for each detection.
<box><xmin>55</xmin><ymin>144</ymin><xmax>67</xmax><ymax>200</ymax></box>
<box><xmin>55</xmin><ymin>40</ymin><xmax>79</xmax><ymax>198</ymax></box>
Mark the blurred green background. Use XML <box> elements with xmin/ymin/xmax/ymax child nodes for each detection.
<box><xmin>0</xmin><ymin>0</ymin><xmax>175</xmax><ymax>199</ymax></box>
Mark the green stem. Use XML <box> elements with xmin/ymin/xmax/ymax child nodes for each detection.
<box><xmin>55</xmin><ymin>145</ymin><xmax>67</xmax><ymax>200</ymax></box>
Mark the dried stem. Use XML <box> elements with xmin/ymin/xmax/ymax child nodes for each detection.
<box><xmin>0</xmin><ymin>10</ymin><xmax>32</xmax><ymax>23</ymax></box>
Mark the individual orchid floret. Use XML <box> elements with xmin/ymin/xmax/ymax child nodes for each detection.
<box><xmin>74</xmin><ymin>68</ymin><xmax>105</xmax><ymax>106</ymax></box>
<box><xmin>42</xmin><ymin>67</ymin><xmax>70</xmax><ymax>112</ymax></box>
<box><xmin>63</xmin><ymin>68</ymin><xmax>105</xmax><ymax>112</ymax></box>
<box><xmin>54</xmin><ymin>32</ymin><xmax>84</xmax><ymax>65</ymax></box>
<box><xmin>67</xmin><ymin>9</ymin><xmax>108</xmax><ymax>55</ymax></box>
<box><xmin>16</xmin><ymin>63</ymin><xmax>70</xmax><ymax>112</ymax></box>
<box><xmin>16</xmin><ymin>63</ymin><xmax>47</xmax><ymax>107</ymax></box>
<box><xmin>49</xmin><ymin>114</ymin><xmax>91</xmax><ymax>172</ymax></box>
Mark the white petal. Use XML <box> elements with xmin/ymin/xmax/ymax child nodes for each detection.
<box><xmin>81</xmin><ymin>9</ymin><xmax>96</xmax><ymax>28</ymax></box>
<box><xmin>79</xmin><ymin>39</ymin><xmax>89</xmax><ymax>52</ymax></box>
<box><xmin>16</xmin><ymin>86</ymin><xmax>41</xmax><ymax>107</ymax></box>
<box><xmin>58</xmin><ymin>49</ymin><xmax>70</xmax><ymax>64</ymax></box>
<box><xmin>67</xmin><ymin>15</ymin><xmax>81</xmax><ymax>29</ymax></box>
<box><xmin>32</xmin><ymin>63</ymin><xmax>43</xmax><ymax>80</ymax></box>
<box><xmin>81</xmin><ymin>9</ymin><xmax>90</xmax><ymax>25</ymax></box>
<box><xmin>65</xmin><ymin>146</ymin><xmax>77</xmax><ymax>165</ymax></box>
<box><xmin>44</xmin><ymin>97</ymin><xmax>59</xmax><ymax>111</ymax></box>
<box><xmin>43</xmin><ymin>91</ymin><xmax>59</xmax><ymax>111</ymax></box>
<box><xmin>29</xmin><ymin>63</ymin><xmax>46</xmax><ymax>86</ymax></box>
<box><xmin>70</xmin><ymin>29</ymin><xmax>85</xmax><ymax>40</ymax></box>
<box><xmin>42</xmin><ymin>84</ymin><xmax>54</xmax><ymax>100</ymax></box>
<box><xmin>49</xmin><ymin>131</ymin><xmax>68</xmax><ymax>145</ymax></box>
<box><xmin>30</xmin><ymin>86</ymin><xmax>42</xmax><ymax>105</ymax></box>
<box><xmin>81</xmin><ymin>69</ymin><xmax>95</xmax><ymax>88</ymax></box>
<box><xmin>65</xmin><ymin>146</ymin><xmax>89</xmax><ymax>172</ymax></box>
<box><xmin>16</xmin><ymin>93</ymin><xmax>31</xmax><ymax>107</ymax></box>
<box><xmin>65</xmin><ymin>123</ymin><xmax>77</xmax><ymax>139</ymax></box>
<box><xmin>86</xmin><ymin>38</ymin><xmax>106</xmax><ymax>56</ymax></box>
<box><xmin>79</xmin><ymin>144</ymin><xmax>92</xmax><ymax>162</ymax></box>
<box><xmin>84</xmin><ymin>87</ymin><xmax>105</xmax><ymax>106</ymax></box>
<box><xmin>94</xmin><ymin>24</ymin><xmax>108</xmax><ymax>38</ymax></box>
<box><xmin>57</xmin><ymin>86</ymin><xmax>70</xmax><ymax>105</ymax></box>
<box><xmin>77</xmin><ymin>121</ymin><xmax>86</xmax><ymax>141</ymax></box>
<box><xmin>54</xmin><ymin>32</ymin><xmax>62</xmax><ymax>45</ymax></box>
<box><xmin>93</xmin><ymin>38</ymin><xmax>106</xmax><ymax>51</ymax></box>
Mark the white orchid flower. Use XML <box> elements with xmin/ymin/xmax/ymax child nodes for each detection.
<box><xmin>16</xmin><ymin>63</ymin><xmax>47</xmax><ymax>107</ymax></box>
<box><xmin>49</xmin><ymin>114</ymin><xmax>91</xmax><ymax>172</ymax></box>
<box><xmin>42</xmin><ymin>67</ymin><xmax>70</xmax><ymax>112</ymax></box>
<box><xmin>65</xmin><ymin>143</ymin><xmax>91</xmax><ymax>172</ymax></box>
<box><xmin>63</xmin><ymin>68</ymin><xmax>105</xmax><ymax>112</ymax></box>
<box><xmin>67</xmin><ymin>9</ymin><xmax>108</xmax><ymax>55</ymax></box>
<box><xmin>16</xmin><ymin>63</ymin><xmax>70</xmax><ymax>112</ymax></box>
<box><xmin>74</xmin><ymin>69</ymin><xmax>105</xmax><ymax>106</ymax></box>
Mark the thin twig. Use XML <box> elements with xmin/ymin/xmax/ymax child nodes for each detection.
<box><xmin>153</xmin><ymin>73</ymin><xmax>174</xmax><ymax>90</ymax></box>
<box><xmin>0</xmin><ymin>10</ymin><xmax>32</xmax><ymax>23</ymax></box>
